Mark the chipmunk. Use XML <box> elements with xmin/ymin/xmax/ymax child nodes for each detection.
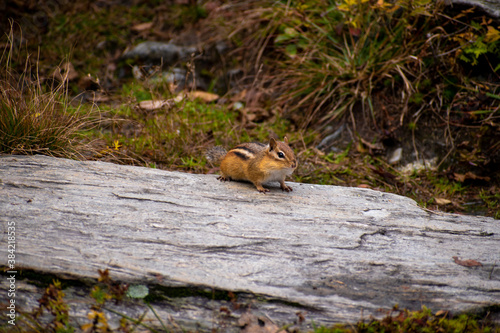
<box><xmin>206</xmin><ymin>137</ymin><xmax>297</xmax><ymax>193</ymax></box>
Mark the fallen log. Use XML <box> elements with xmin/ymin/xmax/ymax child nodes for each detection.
<box><xmin>0</xmin><ymin>155</ymin><xmax>498</xmax><ymax>330</ymax></box>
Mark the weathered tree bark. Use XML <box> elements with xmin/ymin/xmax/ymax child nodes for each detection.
<box><xmin>0</xmin><ymin>155</ymin><xmax>498</xmax><ymax>330</ymax></box>
<box><xmin>448</xmin><ymin>0</ymin><xmax>500</xmax><ymax>17</ymax></box>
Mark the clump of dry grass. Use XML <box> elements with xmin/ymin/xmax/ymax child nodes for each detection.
<box><xmin>261</xmin><ymin>0</ymin><xmax>443</xmax><ymax>128</ymax></box>
<box><xmin>0</xmin><ymin>24</ymin><xmax>96</xmax><ymax>159</ymax></box>
<box><xmin>226</xmin><ymin>0</ymin><xmax>500</xmax><ymax>134</ymax></box>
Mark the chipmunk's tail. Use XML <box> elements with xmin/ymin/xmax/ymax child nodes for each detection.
<box><xmin>205</xmin><ymin>146</ymin><xmax>227</xmax><ymax>167</ymax></box>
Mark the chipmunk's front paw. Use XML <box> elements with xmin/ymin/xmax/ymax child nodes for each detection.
<box><xmin>280</xmin><ymin>182</ymin><xmax>293</xmax><ymax>192</ymax></box>
<box><xmin>256</xmin><ymin>186</ymin><xmax>269</xmax><ymax>193</ymax></box>
<box><xmin>217</xmin><ymin>175</ymin><xmax>230</xmax><ymax>182</ymax></box>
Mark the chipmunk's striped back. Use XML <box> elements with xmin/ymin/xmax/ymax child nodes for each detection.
<box><xmin>228</xmin><ymin>142</ymin><xmax>266</xmax><ymax>161</ymax></box>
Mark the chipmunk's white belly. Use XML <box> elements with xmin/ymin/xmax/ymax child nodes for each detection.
<box><xmin>263</xmin><ymin>168</ymin><xmax>294</xmax><ymax>182</ymax></box>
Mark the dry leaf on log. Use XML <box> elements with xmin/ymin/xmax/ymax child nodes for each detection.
<box><xmin>452</xmin><ymin>256</ymin><xmax>483</xmax><ymax>267</ymax></box>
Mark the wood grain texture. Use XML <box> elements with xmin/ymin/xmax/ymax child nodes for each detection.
<box><xmin>0</xmin><ymin>155</ymin><xmax>498</xmax><ymax>327</ymax></box>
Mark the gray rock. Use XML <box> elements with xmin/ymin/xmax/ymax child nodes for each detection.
<box><xmin>0</xmin><ymin>155</ymin><xmax>498</xmax><ymax>329</ymax></box>
<box><xmin>122</xmin><ymin>41</ymin><xmax>197</xmax><ymax>65</ymax></box>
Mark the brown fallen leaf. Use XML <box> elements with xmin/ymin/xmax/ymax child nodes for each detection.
<box><xmin>452</xmin><ymin>256</ymin><xmax>483</xmax><ymax>267</ymax></box>
<box><xmin>435</xmin><ymin>310</ymin><xmax>447</xmax><ymax>317</ymax></box>
<box><xmin>453</xmin><ymin>172</ymin><xmax>490</xmax><ymax>182</ymax></box>
<box><xmin>188</xmin><ymin>91</ymin><xmax>219</xmax><ymax>102</ymax></box>
<box><xmin>435</xmin><ymin>198</ymin><xmax>452</xmax><ymax>205</ymax></box>
<box><xmin>131</xmin><ymin>22</ymin><xmax>153</xmax><ymax>32</ymax></box>
<box><xmin>138</xmin><ymin>99</ymin><xmax>174</xmax><ymax>110</ymax></box>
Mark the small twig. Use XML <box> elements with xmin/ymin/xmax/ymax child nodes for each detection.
<box><xmin>436</xmin><ymin>41</ymin><xmax>473</xmax><ymax>58</ymax></box>
<box><xmin>255</xmin><ymin>23</ymin><xmax>277</xmax><ymax>72</ymax></box>
<box><xmin>411</xmin><ymin>127</ymin><xmax>419</xmax><ymax>169</ymax></box>
<box><xmin>251</xmin><ymin>63</ymin><xmax>263</xmax><ymax>89</ymax></box>
<box><xmin>421</xmin><ymin>206</ymin><xmax>446</xmax><ymax>216</ymax></box>
<box><xmin>436</xmin><ymin>145</ymin><xmax>454</xmax><ymax>171</ymax></box>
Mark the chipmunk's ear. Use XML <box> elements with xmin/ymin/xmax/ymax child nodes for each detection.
<box><xmin>269</xmin><ymin>137</ymin><xmax>277</xmax><ymax>151</ymax></box>
<box><xmin>284</xmin><ymin>136</ymin><xmax>289</xmax><ymax>144</ymax></box>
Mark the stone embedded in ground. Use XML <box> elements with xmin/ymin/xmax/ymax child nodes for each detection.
<box><xmin>122</xmin><ymin>41</ymin><xmax>196</xmax><ymax>65</ymax></box>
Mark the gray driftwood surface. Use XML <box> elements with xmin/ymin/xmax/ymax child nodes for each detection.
<box><xmin>1</xmin><ymin>155</ymin><xmax>499</xmax><ymax>330</ymax></box>
<box><xmin>449</xmin><ymin>0</ymin><xmax>500</xmax><ymax>17</ymax></box>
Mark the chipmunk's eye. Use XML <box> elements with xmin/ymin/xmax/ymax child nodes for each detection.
<box><xmin>277</xmin><ymin>152</ymin><xmax>285</xmax><ymax>159</ymax></box>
